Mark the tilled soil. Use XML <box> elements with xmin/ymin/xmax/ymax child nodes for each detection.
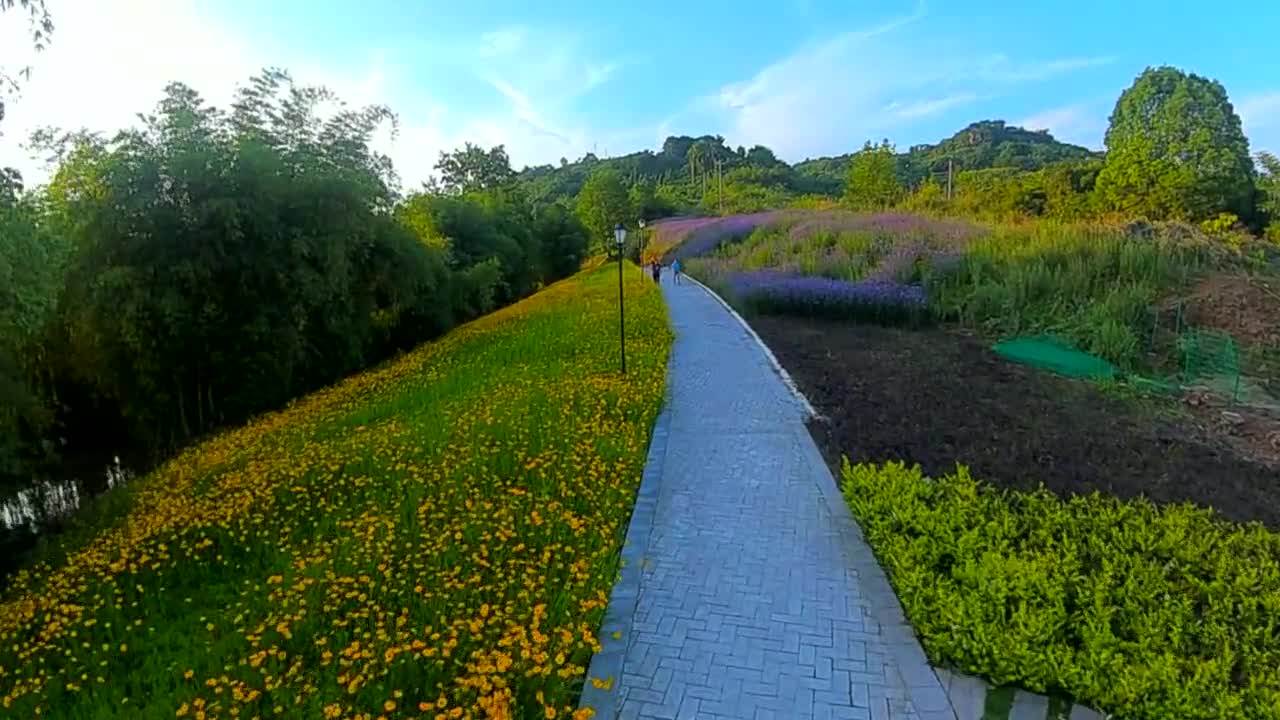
<box><xmin>750</xmin><ymin>315</ymin><xmax>1280</xmax><ymax>529</ymax></box>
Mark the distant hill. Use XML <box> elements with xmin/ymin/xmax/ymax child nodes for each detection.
<box><xmin>794</xmin><ymin>120</ymin><xmax>1101</xmax><ymax>194</ymax></box>
<box><xmin>516</xmin><ymin>120</ymin><xmax>1101</xmax><ymax>205</ymax></box>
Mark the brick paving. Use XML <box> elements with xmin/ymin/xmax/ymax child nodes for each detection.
<box><xmin>580</xmin><ymin>279</ymin><xmax>954</xmax><ymax>720</ymax></box>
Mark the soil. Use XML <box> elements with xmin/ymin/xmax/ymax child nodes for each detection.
<box><xmin>750</xmin><ymin>315</ymin><xmax>1280</xmax><ymax>529</ymax></box>
<box><xmin>1183</xmin><ymin>272</ymin><xmax>1280</xmax><ymax>349</ymax></box>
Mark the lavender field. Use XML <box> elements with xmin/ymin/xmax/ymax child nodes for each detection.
<box><xmin>679</xmin><ymin>211</ymin><xmax>981</xmax><ymax>325</ymax></box>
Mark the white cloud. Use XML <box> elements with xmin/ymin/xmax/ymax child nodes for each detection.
<box><xmin>1238</xmin><ymin>91</ymin><xmax>1280</xmax><ymax>154</ymax></box>
<box><xmin>0</xmin><ymin>3</ymin><xmax>621</xmax><ymax>190</ymax></box>
<box><xmin>1020</xmin><ymin>103</ymin><xmax>1106</xmax><ymax>149</ymax></box>
<box><xmin>885</xmin><ymin>93</ymin><xmax>980</xmax><ymax>120</ymax></box>
<box><xmin>697</xmin><ymin>1</ymin><xmax>1115</xmax><ymax>163</ymax></box>
<box><xmin>968</xmin><ymin>55</ymin><xmax>1115</xmax><ymax>83</ymax></box>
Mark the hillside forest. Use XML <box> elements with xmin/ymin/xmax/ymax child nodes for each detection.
<box><xmin>2</xmin><ymin>62</ymin><xmax>1279</xmax><ymax>535</ymax></box>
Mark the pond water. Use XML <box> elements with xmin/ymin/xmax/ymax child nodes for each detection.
<box><xmin>0</xmin><ymin>456</ymin><xmax>135</xmax><ymax>531</ymax></box>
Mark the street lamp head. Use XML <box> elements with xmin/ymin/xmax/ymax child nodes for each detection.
<box><xmin>614</xmin><ymin>223</ymin><xmax>626</xmax><ymax>246</ymax></box>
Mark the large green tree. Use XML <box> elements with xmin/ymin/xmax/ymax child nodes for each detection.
<box><xmin>575</xmin><ymin>167</ymin><xmax>629</xmax><ymax>252</ymax></box>
<box><xmin>434</xmin><ymin>143</ymin><xmax>515</xmax><ymax>194</ymax></box>
<box><xmin>844</xmin><ymin>140</ymin><xmax>902</xmax><ymax>209</ymax></box>
<box><xmin>1095</xmin><ymin>66</ymin><xmax>1255</xmax><ymax>222</ymax></box>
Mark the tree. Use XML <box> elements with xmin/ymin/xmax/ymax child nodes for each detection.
<box><xmin>1257</xmin><ymin>152</ymin><xmax>1280</xmax><ymax>217</ymax></box>
<box><xmin>1258</xmin><ymin>152</ymin><xmax>1280</xmax><ymax>241</ymax></box>
<box><xmin>845</xmin><ymin>140</ymin><xmax>902</xmax><ymax>209</ymax></box>
<box><xmin>533</xmin><ymin>204</ymin><xmax>590</xmax><ymax>278</ymax></box>
<box><xmin>1</xmin><ymin>0</ymin><xmax>54</xmax><ymax>131</ymax></box>
<box><xmin>575</xmin><ymin>167</ymin><xmax>628</xmax><ymax>252</ymax></box>
<box><xmin>1095</xmin><ymin>66</ymin><xmax>1256</xmax><ymax>222</ymax></box>
<box><xmin>745</xmin><ymin>145</ymin><xmax>781</xmax><ymax>168</ymax></box>
<box><xmin>434</xmin><ymin>143</ymin><xmax>515</xmax><ymax>194</ymax></box>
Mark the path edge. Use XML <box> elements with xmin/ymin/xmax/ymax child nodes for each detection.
<box><xmin>577</xmin><ymin>389</ymin><xmax>673</xmax><ymax>717</ymax></box>
<box><xmin>797</xmin><ymin>430</ymin><xmax>957</xmax><ymax>720</ymax></box>
<box><xmin>682</xmin><ymin>274</ymin><xmax>821</xmax><ymax>421</ymax></box>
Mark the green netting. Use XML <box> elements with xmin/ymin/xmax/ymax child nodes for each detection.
<box><xmin>992</xmin><ymin>336</ymin><xmax>1120</xmax><ymax>380</ymax></box>
<box><xmin>1180</xmin><ymin>330</ymin><xmax>1242</xmax><ymax>402</ymax></box>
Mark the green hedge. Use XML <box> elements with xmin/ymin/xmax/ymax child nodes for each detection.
<box><xmin>840</xmin><ymin>460</ymin><xmax>1280</xmax><ymax>720</ymax></box>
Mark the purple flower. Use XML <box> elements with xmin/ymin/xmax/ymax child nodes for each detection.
<box><xmin>665</xmin><ymin>211</ymin><xmax>781</xmax><ymax>261</ymax></box>
<box><xmin>723</xmin><ymin>270</ymin><xmax>928</xmax><ymax>324</ymax></box>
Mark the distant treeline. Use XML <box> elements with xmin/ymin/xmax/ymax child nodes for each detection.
<box><xmin>513</xmin><ymin>67</ymin><xmax>1279</xmax><ymax>239</ymax></box>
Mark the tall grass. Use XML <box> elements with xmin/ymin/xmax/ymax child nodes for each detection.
<box><xmin>930</xmin><ymin>222</ymin><xmax>1213</xmax><ymax>368</ymax></box>
<box><xmin>0</xmin><ymin>266</ymin><xmax>672</xmax><ymax>720</ymax></box>
<box><xmin>685</xmin><ymin>212</ymin><xmax>1223</xmax><ymax>369</ymax></box>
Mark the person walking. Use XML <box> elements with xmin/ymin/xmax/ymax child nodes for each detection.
<box><xmin>671</xmin><ymin>258</ymin><xmax>682</xmax><ymax>285</ymax></box>
<box><xmin>651</xmin><ymin>261</ymin><xmax>661</xmax><ymax>284</ymax></box>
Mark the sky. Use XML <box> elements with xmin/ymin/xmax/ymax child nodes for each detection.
<box><xmin>1</xmin><ymin>0</ymin><xmax>1278</xmax><ymax>189</ymax></box>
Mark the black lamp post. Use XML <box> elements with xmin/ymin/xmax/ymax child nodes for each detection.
<box><xmin>614</xmin><ymin>223</ymin><xmax>627</xmax><ymax>375</ymax></box>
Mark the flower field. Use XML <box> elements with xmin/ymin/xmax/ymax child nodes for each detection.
<box><xmin>0</xmin><ymin>266</ymin><xmax>672</xmax><ymax>719</ymax></box>
<box><xmin>641</xmin><ymin>212</ymin><xmax>779</xmax><ymax>264</ymax></box>
<box><xmin>682</xmin><ymin>211</ymin><xmax>975</xmax><ymax>325</ymax></box>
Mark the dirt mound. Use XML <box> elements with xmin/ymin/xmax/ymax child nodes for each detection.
<box><xmin>1184</xmin><ymin>272</ymin><xmax>1280</xmax><ymax>348</ymax></box>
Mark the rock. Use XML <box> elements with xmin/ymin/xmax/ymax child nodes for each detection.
<box><xmin>1221</xmin><ymin>411</ymin><xmax>1245</xmax><ymax>426</ymax></box>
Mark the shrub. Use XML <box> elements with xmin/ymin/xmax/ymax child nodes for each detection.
<box><xmin>840</xmin><ymin>460</ymin><xmax>1280</xmax><ymax>720</ymax></box>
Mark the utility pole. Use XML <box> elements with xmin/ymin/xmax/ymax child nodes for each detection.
<box><xmin>716</xmin><ymin>158</ymin><xmax>724</xmax><ymax>214</ymax></box>
<box><xmin>946</xmin><ymin>159</ymin><xmax>953</xmax><ymax>200</ymax></box>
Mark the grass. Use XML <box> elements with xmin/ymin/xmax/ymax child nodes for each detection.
<box><xmin>681</xmin><ymin>211</ymin><xmax>1243</xmax><ymax>372</ymax></box>
<box><xmin>930</xmin><ymin>221</ymin><xmax>1216</xmax><ymax>370</ymax></box>
<box><xmin>0</xmin><ymin>265</ymin><xmax>672</xmax><ymax>720</ymax></box>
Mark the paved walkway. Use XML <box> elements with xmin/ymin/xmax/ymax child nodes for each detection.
<box><xmin>581</xmin><ymin>278</ymin><xmax>953</xmax><ymax>720</ymax></box>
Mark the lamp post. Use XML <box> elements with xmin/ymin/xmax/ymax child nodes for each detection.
<box><xmin>614</xmin><ymin>223</ymin><xmax>627</xmax><ymax>375</ymax></box>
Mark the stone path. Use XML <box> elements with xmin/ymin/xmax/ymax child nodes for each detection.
<box><xmin>580</xmin><ymin>277</ymin><xmax>953</xmax><ymax>720</ymax></box>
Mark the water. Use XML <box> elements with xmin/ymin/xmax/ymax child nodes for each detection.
<box><xmin>0</xmin><ymin>456</ymin><xmax>135</xmax><ymax>531</ymax></box>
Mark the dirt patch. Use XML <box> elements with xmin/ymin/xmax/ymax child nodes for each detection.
<box><xmin>750</xmin><ymin>315</ymin><xmax>1280</xmax><ymax>529</ymax></box>
<box><xmin>1184</xmin><ymin>272</ymin><xmax>1280</xmax><ymax>348</ymax></box>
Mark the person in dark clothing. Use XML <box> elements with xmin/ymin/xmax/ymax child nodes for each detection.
<box><xmin>651</xmin><ymin>261</ymin><xmax>661</xmax><ymax>284</ymax></box>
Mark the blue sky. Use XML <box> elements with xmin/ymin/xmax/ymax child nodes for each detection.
<box><xmin>2</xmin><ymin>0</ymin><xmax>1278</xmax><ymax>187</ymax></box>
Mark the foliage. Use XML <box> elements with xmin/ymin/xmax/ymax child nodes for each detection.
<box><xmin>0</xmin><ymin>266</ymin><xmax>673</xmax><ymax>719</ymax></box>
<box><xmin>794</xmin><ymin>120</ymin><xmax>1098</xmax><ymax>194</ymax></box>
<box><xmin>1258</xmin><ymin>151</ymin><xmax>1280</xmax><ymax>222</ymax></box>
<box><xmin>434</xmin><ymin>143</ymin><xmax>515</xmax><ymax>194</ymax></box>
<box><xmin>929</xmin><ymin>222</ymin><xmax>1213</xmax><ymax>368</ymax></box>
<box><xmin>1095</xmin><ymin>66</ymin><xmax>1256</xmax><ymax>222</ymax></box>
<box><xmin>0</xmin><ymin>0</ymin><xmax>54</xmax><ymax>131</ymax></box>
<box><xmin>840</xmin><ymin>459</ymin><xmax>1280</xmax><ymax>720</ymax></box>
<box><xmin>0</xmin><ymin>71</ymin><xmax>591</xmax><ymax>509</ymax></box>
<box><xmin>574</xmin><ymin>167</ymin><xmax>629</xmax><ymax>252</ymax></box>
<box><xmin>946</xmin><ymin>159</ymin><xmax>1104</xmax><ymax>221</ymax></box>
<box><xmin>0</xmin><ymin>197</ymin><xmax>68</xmax><ymax>483</ymax></box>
<box><xmin>844</xmin><ymin>140</ymin><xmax>902</xmax><ymax>210</ymax></box>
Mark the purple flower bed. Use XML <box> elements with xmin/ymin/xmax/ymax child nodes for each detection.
<box><xmin>724</xmin><ymin>270</ymin><xmax>929</xmax><ymax>326</ymax></box>
<box><xmin>667</xmin><ymin>211</ymin><xmax>781</xmax><ymax>261</ymax></box>
<box><xmin>786</xmin><ymin>211</ymin><xmax>981</xmax><ymax>249</ymax></box>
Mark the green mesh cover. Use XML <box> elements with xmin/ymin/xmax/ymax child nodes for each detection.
<box><xmin>1180</xmin><ymin>330</ymin><xmax>1242</xmax><ymax>402</ymax></box>
<box><xmin>993</xmin><ymin>336</ymin><xmax>1119</xmax><ymax>380</ymax></box>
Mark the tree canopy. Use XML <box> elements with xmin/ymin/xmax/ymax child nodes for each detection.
<box><xmin>434</xmin><ymin>143</ymin><xmax>516</xmax><ymax>194</ymax></box>
<box><xmin>845</xmin><ymin>140</ymin><xmax>902</xmax><ymax>210</ymax></box>
<box><xmin>575</xmin><ymin>167</ymin><xmax>629</xmax><ymax>251</ymax></box>
<box><xmin>1095</xmin><ymin>66</ymin><xmax>1256</xmax><ymax>222</ymax></box>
